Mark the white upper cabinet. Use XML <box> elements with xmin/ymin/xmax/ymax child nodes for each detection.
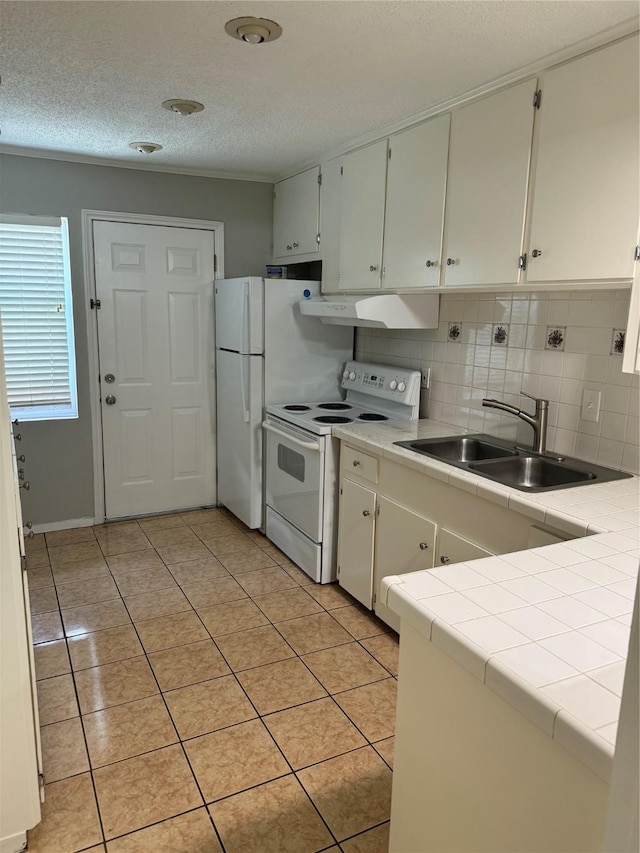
<box><xmin>319</xmin><ymin>157</ymin><xmax>342</xmax><ymax>293</ymax></box>
<box><xmin>441</xmin><ymin>78</ymin><xmax>537</xmax><ymax>287</ymax></box>
<box><xmin>272</xmin><ymin>166</ymin><xmax>320</xmax><ymax>258</ymax></box>
<box><xmin>526</xmin><ymin>35</ymin><xmax>639</xmax><ymax>283</ymax></box>
<box><xmin>338</xmin><ymin>139</ymin><xmax>388</xmax><ymax>291</ymax></box>
<box><xmin>382</xmin><ymin>114</ymin><xmax>450</xmax><ymax>290</ymax></box>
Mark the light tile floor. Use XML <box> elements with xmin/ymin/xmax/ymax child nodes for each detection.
<box><xmin>26</xmin><ymin>508</ymin><xmax>398</xmax><ymax>853</ymax></box>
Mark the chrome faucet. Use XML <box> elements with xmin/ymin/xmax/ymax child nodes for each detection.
<box><xmin>482</xmin><ymin>391</ymin><xmax>551</xmax><ymax>456</ymax></box>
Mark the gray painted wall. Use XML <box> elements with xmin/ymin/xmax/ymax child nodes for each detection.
<box><xmin>0</xmin><ymin>153</ymin><xmax>273</xmax><ymax>525</ymax></box>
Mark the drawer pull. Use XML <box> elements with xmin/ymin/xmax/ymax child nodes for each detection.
<box><xmin>419</xmin><ymin>542</ymin><xmax>429</xmax><ymax>550</ymax></box>
<box><xmin>352</xmin><ymin>460</ymin><xmax>360</xmax><ymax>467</ymax></box>
<box><xmin>440</xmin><ymin>555</ymin><xmax>450</xmax><ymax>564</ymax></box>
<box><xmin>362</xmin><ymin>510</ymin><xmax>371</xmax><ymax>517</ymax></box>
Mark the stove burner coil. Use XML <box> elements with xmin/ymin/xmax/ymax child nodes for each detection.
<box><xmin>357</xmin><ymin>413</ymin><xmax>389</xmax><ymax>421</ymax></box>
<box><xmin>283</xmin><ymin>405</ymin><xmax>311</xmax><ymax>411</ymax></box>
<box><xmin>313</xmin><ymin>415</ymin><xmax>353</xmax><ymax>424</ymax></box>
<box><xmin>317</xmin><ymin>403</ymin><xmax>352</xmax><ymax>410</ymax></box>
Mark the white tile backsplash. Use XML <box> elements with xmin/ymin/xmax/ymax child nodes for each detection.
<box><xmin>356</xmin><ymin>290</ymin><xmax>639</xmax><ymax>473</ymax></box>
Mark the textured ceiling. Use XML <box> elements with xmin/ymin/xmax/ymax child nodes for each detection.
<box><xmin>0</xmin><ymin>1</ymin><xmax>638</xmax><ymax>180</ymax></box>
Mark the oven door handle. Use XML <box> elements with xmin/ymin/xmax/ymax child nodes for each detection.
<box><xmin>262</xmin><ymin>421</ymin><xmax>321</xmax><ymax>451</ymax></box>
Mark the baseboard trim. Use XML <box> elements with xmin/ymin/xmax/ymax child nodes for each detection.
<box><xmin>32</xmin><ymin>517</ymin><xmax>95</xmax><ymax>534</ymax></box>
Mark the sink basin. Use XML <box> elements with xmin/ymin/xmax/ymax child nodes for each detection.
<box><xmin>393</xmin><ymin>433</ymin><xmax>631</xmax><ymax>492</ymax></box>
<box><xmin>395</xmin><ymin>435</ymin><xmax>518</xmax><ymax>463</ymax></box>
<box><xmin>468</xmin><ymin>456</ymin><xmax>597</xmax><ymax>491</ymax></box>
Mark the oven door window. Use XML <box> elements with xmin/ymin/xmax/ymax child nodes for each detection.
<box><xmin>265</xmin><ymin>427</ymin><xmax>324</xmax><ymax>542</ymax></box>
<box><xmin>278</xmin><ymin>444</ymin><xmax>305</xmax><ymax>483</ymax></box>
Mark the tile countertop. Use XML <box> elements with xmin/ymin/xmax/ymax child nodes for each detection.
<box><xmin>333</xmin><ymin>419</ymin><xmax>639</xmax><ymax>782</ymax></box>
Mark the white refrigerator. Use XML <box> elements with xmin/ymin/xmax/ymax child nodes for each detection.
<box><xmin>215</xmin><ymin>277</ymin><xmax>353</xmax><ymax>529</ymax></box>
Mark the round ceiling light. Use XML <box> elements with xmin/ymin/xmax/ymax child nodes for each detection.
<box><xmin>225</xmin><ymin>17</ymin><xmax>282</xmax><ymax>44</ymax></box>
<box><xmin>162</xmin><ymin>99</ymin><xmax>204</xmax><ymax>116</ymax></box>
<box><xmin>129</xmin><ymin>142</ymin><xmax>163</xmax><ymax>155</ymax></box>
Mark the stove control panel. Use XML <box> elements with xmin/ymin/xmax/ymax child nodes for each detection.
<box><xmin>341</xmin><ymin>360</ymin><xmax>421</xmax><ymax>406</ymax></box>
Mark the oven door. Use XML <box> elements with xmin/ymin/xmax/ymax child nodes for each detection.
<box><xmin>263</xmin><ymin>417</ymin><xmax>325</xmax><ymax>542</ymax></box>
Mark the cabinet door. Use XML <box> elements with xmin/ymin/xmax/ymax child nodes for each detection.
<box><xmin>383</xmin><ymin>114</ymin><xmax>450</xmax><ymax>290</ymax></box>
<box><xmin>442</xmin><ymin>78</ymin><xmax>537</xmax><ymax>287</ymax></box>
<box><xmin>319</xmin><ymin>157</ymin><xmax>342</xmax><ymax>293</ymax></box>
<box><xmin>338</xmin><ymin>139</ymin><xmax>388</xmax><ymax>290</ymax></box>
<box><xmin>526</xmin><ymin>36</ymin><xmax>639</xmax><ymax>283</ymax></box>
<box><xmin>435</xmin><ymin>527</ymin><xmax>494</xmax><ymax>567</ymax></box>
<box><xmin>374</xmin><ymin>496</ymin><xmax>436</xmax><ymax>589</ymax></box>
<box><xmin>272</xmin><ymin>166</ymin><xmax>320</xmax><ymax>258</ymax></box>
<box><xmin>337</xmin><ymin>478</ymin><xmax>376</xmax><ymax>607</ymax></box>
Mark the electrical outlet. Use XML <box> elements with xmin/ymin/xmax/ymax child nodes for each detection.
<box><xmin>581</xmin><ymin>389</ymin><xmax>601</xmax><ymax>422</ymax></box>
<box><xmin>420</xmin><ymin>368</ymin><xmax>431</xmax><ymax>390</ymax></box>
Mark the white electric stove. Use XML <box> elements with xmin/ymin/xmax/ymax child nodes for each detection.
<box><xmin>262</xmin><ymin>361</ymin><xmax>421</xmax><ymax>582</ymax></box>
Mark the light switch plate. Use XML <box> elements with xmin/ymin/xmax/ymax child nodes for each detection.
<box><xmin>581</xmin><ymin>389</ymin><xmax>601</xmax><ymax>422</ymax></box>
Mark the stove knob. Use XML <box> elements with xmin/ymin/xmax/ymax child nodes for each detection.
<box><xmin>389</xmin><ymin>380</ymin><xmax>398</xmax><ymax>390</ymax></box>
<box><xmin>349</xmin><ymin>371</ymin><xmax>356</xmax><ymax>381</ymax></box>
<box><xmin>398</xmin><ymin>381</ymin><xmax>406</xmax><ymax>392</ymax></box>
<box><xmin>343</xmin><ymin>369</ymin><xmax>350</xmax><ymax>380</ymax></box>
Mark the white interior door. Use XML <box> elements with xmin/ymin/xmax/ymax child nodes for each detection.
<box><xmin>93</xmin><ymin>220</ymin><xmax>216</xmax><ymax>519</ymax></box>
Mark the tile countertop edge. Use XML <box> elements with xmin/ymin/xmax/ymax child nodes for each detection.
<box><xmin>383</xmin><ymin>578</ymin><xmax>615</xmax><ymax>782</ymax></box>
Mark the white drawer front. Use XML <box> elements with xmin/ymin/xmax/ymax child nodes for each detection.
<box><xmin>342</xmin><ymin>446</ymin><xmax>379</xmax><ymax>483</ymax></box>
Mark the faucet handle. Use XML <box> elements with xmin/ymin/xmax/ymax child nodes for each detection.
<box><xmin>521</xmin><ymin>390</ymin><xmax>548</xmax><ymax>408</ymax></box>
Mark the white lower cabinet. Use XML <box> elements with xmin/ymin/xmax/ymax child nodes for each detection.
<box><xmin>337</xmin><ymin>442</ymin><xmax>574</xmax><ymax>631</ymax></box>
<box><xmin>435</xmin><ymin>527</ymin><xmax>493</xmax><ymax>567</ymax></box>
<box><xmin>337</xmin><ymin>478</ymin><xmax>376</xmax><ymax>607</ymax></box>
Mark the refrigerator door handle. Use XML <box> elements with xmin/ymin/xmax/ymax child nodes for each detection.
<box><xmin>240</xmin><ymin>280</ymin><xmax>249</xmax><ymax>353</ymax></box>
<box><xmin>240</xmin><ymin>357</ymin><xmax>250</xmax><ymax>423</ymax></box>
<box><xmin>262</xmin><ymin>420</ymin><xmax>321</xmax><ymax>451</ymax></box>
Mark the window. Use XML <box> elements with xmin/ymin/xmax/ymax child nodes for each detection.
<box><xmin>0</xmin><ymin>215</ymin><xmax>78</xmax><ymax>421</ymax></box>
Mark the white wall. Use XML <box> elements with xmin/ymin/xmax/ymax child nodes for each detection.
<box><xmin>357</xmin><ymin>289</ymin><xmax>639</xmax><ymax>474</ymax></box>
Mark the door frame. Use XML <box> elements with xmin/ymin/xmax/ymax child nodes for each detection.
<box><xmin>81</xmin><ymin>209</ymin><xmax>225</xmax><ymax>523</ymax></box>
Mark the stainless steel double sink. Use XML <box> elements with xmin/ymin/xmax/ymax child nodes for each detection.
<box><xmin>393</xmin><ymin>434</ymin><xmax>632</xmax><ymax>492</ymax></box>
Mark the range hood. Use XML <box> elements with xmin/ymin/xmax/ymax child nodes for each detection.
<box><xmin>299</xmin><ymin>293</ymin><xmax>440</xmax><ymax>329</ymax></box>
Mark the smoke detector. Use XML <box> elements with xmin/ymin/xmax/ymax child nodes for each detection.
<box><xmin>129</xmin><ymin>142</ymin><xmax>163</xmax><ymax>155</ymax></box>
<box><xmin>162</xmin><ymin>99</ymin><xmax>204</xmax><ymax>116</ymax></box>
<box><xmin>225</xmin><ymin>17</ymin><xmax>282</xmax><ymax>44</ymax></box>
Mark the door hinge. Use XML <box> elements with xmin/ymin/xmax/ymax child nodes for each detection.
<box><xmin>316</xmin><ymin>232</ymin><xmax>321</xmax><ymax>245</ymax></box>
<box><xmin>337</xmin><ymin>565</ymin><xmax>341</xmax><ymax>578</ymax></box>
<box><xmin>634</xmin><ymin>245</ymin><xmax>640</xmax><ymax>261</ymax></box>
<box><xmin>317</xmin><ymin>172</ymin><xmax>322</xmax><ymax>186</ymax></box>
<box><xmin>340</xmin><ymin>486</ymin><xmax>343</xmax><ymax>495</ymax></box>
<box><xmin>376</xmin><ymin>503</ymin><xmax>380</xmax><ymax>516</ymax></box>
<box><xmin>340</xmin><ymin>166</ymin><xmax>344</xmax><ymax>176</ymax></box>
<box><xmin>273</xmin><ymin>190</ymin><xmax>276</xmax><ymax>200</ymax></box>
<box><xmin>337</xmin><ymin>271</ymin><xmax>341</xmax><ymax>282</ymax></box>
<box><xmin>21</xmin><ymin>554</ymin><xmax>27</xmax><ymax>573</ymax></box>
<box><xmin>533</xmin><ymin>89</ymin><xmax>542</xmax><ymax>109</ymax></box>
<box><xmin>214</xmin><ymin>254</ymin><xmax>218</xmax><ymax>273</ymax></box>
<box><xmin>38</xmin><ymin>772</ymin><xmax>45</xmax><ymax>790</ymax></box>
<box><xmin>90</xmin><ymin>298</ymin><xmax>101</xmax><ymax>309</ymax></box>
<box><xmin>373</xmin><ymin>592</ymin><xmax>377</xmax><ymax>605</ymax></box>
<box><xmin>519</xmin><ymin>254</ymin><xmax>527</xmax><ymax>270</ymax></box>
<box><xmin>388</xmin><ymin>147</ymin><xmax>392</xmax><ymax>160</ymax></box>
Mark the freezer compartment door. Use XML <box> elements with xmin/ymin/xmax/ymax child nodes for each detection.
<box><xmin>215</xmin><ymin>277</ymin><xmax>264</xmax><ymax>354</ymax></box>
<box><xmin>216</xmin><ymin>350</ymin><xmax>264</xmax><ymax>528</ymax></box>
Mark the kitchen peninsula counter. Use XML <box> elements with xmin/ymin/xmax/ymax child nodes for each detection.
<box><xmin>334</xmin><ymin>418</ymin><xmax>638</xmax><ymax>851</ymax></box>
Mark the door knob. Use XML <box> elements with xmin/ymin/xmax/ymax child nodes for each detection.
<box><xmin>105</xmin><ymin>395</ymin><xmax>116</xmax><ymax>405</ymax></box>
<box><xmin>362</xmin><ymin>510</ymin><xmax>371</xmax><ymax>517</ymax></box>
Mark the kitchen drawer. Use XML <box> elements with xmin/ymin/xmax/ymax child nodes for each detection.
<box><xmin>342</xmin><ymin>446</ymin><xmax>379</xmax><ymax>483</ymax></box>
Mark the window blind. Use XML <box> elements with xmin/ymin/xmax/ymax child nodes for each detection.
<box><xmin>0</xmin><ymin>215</ymin><xmax>78</xmax><ymax>420</ymax></box>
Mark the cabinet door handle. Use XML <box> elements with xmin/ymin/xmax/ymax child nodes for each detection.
<box><xmin>531</xmin><ymin>249</ymin><xmax>543</xmax><ymax>258</ymax></box>
<box><xmin>440</xmin><ymin>555</ymin><xmax>450</xmax><ymax>564</ymax></box>
<box><xmin>369</xmin><ymin>265</ymin><xmax>378</xmax><ymax>272</ymax></box>
<box><xmin>20</xmin><ymin>481</ymin><xmax>30</xmax><ymax>490</ymax></box>
<box><xmin>352</xmin><ymin>460</ymin><xmax>360</xmax><ymax>467</ymax></box>
<box><xmin>293</xmin><ymin>242</ymin><xmax>299</xmax><ymax>249</ymax></box>
<box><xmin>362</xmin><ymin>510</ymin><xmax>371</xmax><ymax>517</ymax></box>
<box><xmin>446</xmin><ymin>258</ymin><xmax>456</xmax><ymax>266</ymax></box>
<box><xmin>425</xmin><ymin>260</ymin><xmax>438</xmax><ymax>268</ymax></box>
<box><xmin>286</xmin><ymin>244</ymin><xmax>292</xmax><ymax>251</ymax></box>
<box><xmin>419</xmin><ymin>542</ymin><xmax>429</xmax><ymax>550</ymax></box>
